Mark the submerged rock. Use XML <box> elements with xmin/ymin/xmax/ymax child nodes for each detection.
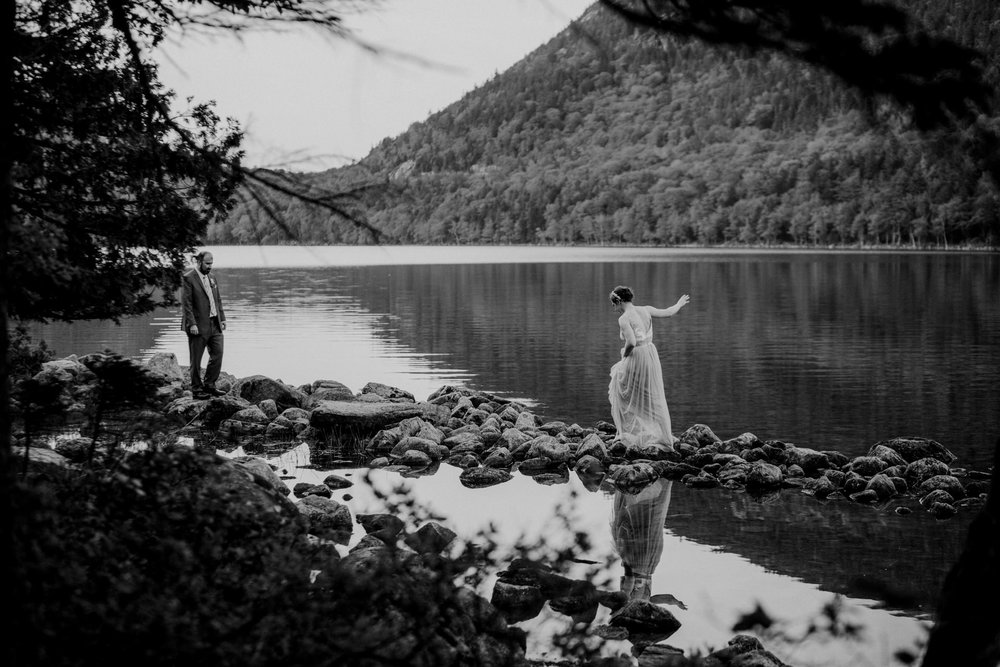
<box><xmin>459</xmin><ymin>466</ymin><xmax>512</xmax><ymax>488</ymax></box>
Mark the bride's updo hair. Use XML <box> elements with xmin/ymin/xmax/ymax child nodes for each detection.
<box><xmin>609</xmin><ymin>285</ymin><xmax>634</xmax><ymax>305</ymax></box>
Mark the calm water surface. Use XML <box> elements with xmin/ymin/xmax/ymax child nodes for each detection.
<box><xmin>36</xmin><ymin>245</ymin><xmax>1000</xmax><ymax>465</ymax></box>
<box><xmin>33</xmin><ymin>245</ymin><xmax>999</xmax><ymax>664</ymax></box>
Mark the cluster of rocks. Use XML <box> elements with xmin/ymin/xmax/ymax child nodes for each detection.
<box><xmin>361</xmin><ymin>387</ymin><xmax>988</xmax><ymax>521</ymax></box>
<box><xmin>17</xmin><ymin>353</ymin><xmax>991</xmax><ymax>524</ymax></box>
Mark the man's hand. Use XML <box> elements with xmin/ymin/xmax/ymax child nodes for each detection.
<box><xmin>189</xmin><ymin>325</ymin><xmax>199</xmax><ymax>335</ymax></box>
<box><xmin>222</xmin><ymin>322</ymin><xmax>227</xmax><ymax>331</ymax></box>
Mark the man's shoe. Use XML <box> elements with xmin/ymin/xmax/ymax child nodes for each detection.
<box><xmin>193</xmin><ymin>389</ymin><xmax>211</xmax><ymax>400</ymax></box>
<box><xmin>204</xmin><ymin>386</ymin><xmax>227</xmax><ymax>397</ymax></box>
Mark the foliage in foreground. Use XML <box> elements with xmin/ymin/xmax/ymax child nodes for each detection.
<box><xmin>11</xmin><ymin>446</ymin><xmax>527</xmax><ymax>666</ymax></box>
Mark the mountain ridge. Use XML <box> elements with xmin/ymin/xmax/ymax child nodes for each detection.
<box><xmin>210</xmin><ymin>0</ymin><xmax>1000</xmax><ymax>248</ymax></box>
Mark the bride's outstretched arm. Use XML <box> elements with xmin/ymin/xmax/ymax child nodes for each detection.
<box><xmin>648</xmin><ymin>294</ymin><xmax>690</xmax><ymax>318</ymax></box>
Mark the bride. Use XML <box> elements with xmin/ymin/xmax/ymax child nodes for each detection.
<box><xmin>608</xmin><ymin>285</ymin><xmax>690</xmax><ymax>451</ymax></box>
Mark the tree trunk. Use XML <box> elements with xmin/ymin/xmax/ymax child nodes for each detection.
<box><xmin>2</xmin><ymin>0</ymin><xmax>15</xmax><ymax>663</ymax></box>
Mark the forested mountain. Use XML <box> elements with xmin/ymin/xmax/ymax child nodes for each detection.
<box><xmin>211</xmin><ymin>0</ymin><xmax>1000</xmax><ymax>247</ymax></box>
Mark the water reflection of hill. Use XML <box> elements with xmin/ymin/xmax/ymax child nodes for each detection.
<box><xmin>664</xmin><ymin>484</ymin><xmax>972</xmax><ymax>614</ymax></box>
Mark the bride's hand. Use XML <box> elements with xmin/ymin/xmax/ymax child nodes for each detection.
<box><xmin>676</xmin><ymin>294</ymin><xmax>690</xmax><ymax>308</ymax></box>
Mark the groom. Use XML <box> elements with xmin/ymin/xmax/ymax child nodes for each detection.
<box><xmin>181</xmin><ymin>251</ymin><xmax>227</xmax><ymax>398</ymax></box>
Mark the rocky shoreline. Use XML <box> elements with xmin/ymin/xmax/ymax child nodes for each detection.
<box><xmin>13</xmin><ymin>351</ymin><xmax>995</xmax><ymax>666</ymax></box>
<box><xmin>135</xmin><ymin>351</ymin><xmax>992</xmax><ymax>521</ymax></box>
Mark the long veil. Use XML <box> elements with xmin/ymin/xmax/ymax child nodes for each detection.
<box><xmin>611</xmin><ymin>479</ymin><xmax>673</xmax><ymax>600</ymax></box>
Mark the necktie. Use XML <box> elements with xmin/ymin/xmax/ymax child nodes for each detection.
<box><xmin>201</xmin><ymin>273</ymin><xmax>218</xmax><ymax>317</ymax></box>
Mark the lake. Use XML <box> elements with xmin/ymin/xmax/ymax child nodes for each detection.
<box><xmin>30</xmin><ymin>245</ymin><xmax>1000</xmax><ymax>665</ymax></box>
<box><xmin>33</xmin><ymin>245</ymin><xmax>1000</xmax><ymax>467</ymax></box>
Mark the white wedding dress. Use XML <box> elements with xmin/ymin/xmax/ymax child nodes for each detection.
<box><xmin>608</xmin><ymin>306</ymin><xmax>676</xmax><ymax>449</ymax></box>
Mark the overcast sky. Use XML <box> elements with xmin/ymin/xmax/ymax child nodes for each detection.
<box><xmin>156</xmin><ymin>0</ymin><xmax>594</xmax><ymax>171</ymax></box>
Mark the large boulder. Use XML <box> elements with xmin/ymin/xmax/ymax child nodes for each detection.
<box><xmin>443</xmin><ymin>431</ymin><xmax>486</xmax><ymax>456</ymax></box>
<box><xmin>230</xmin><ymin>406</ymin><xmax>271</xmax><ymax>425</ymax></box>
<box><xmin>199</xmin><ymin>394</ymin><xmax>252</xmax><ymax>429</ymax></box>
<box><xmin>12</xmin><ymin>446</ymin><xmax>73</xmax><ymax>476</ymax></box>
<box><xmin>35</xmin><ymin>357</ymin><xmax>96</xmax><ymax>386</ymax></box>
<box><xmin>233</xmin><ymin>375</ymin><xmax>303</xmax><ymax>411</ymax></box>
<box><xmin>200</xmin><ymin>455</ymin><xmax>298</xmax><ymax>519</ymax></box>
<box><xmin>398</xmin><ymin>417</ymin><xmax>445</xmax><ymax>444</ymax></box>
<box><xmin>395</xmin><ymin>449</ymin><xmax>434</xmax><ymax>468</ymax></box>
<box><xmin>500</xmin><ymin>428</ymin><xmax>533</xmax><ymax>452</ymax></box>
<box><xmin>483</xmin><ymin>447</ymin><xmax>513</xmax><ymax>469</ymax></box>
<box><xmin>625</xmin><ymin>441</ymin><xmax>675</xmax><ymax>461</ymax></box>
<box><xmin>513</xmin><ymin>411</ymin><xmax>539</xmax><ymax>432</ymax></box>
<box><xmin>30</xmin><ymin>357</ymin><xmax>97</xmax><ymax>410</ymax></box>
<box><xmin>232</xmin><ymin>456</ymin><xmax>291</xmax><ymax>496</ymax></box>
<box><xmin>357</xmin><ymin>513</ymin><xmax>405</xmax><ymax>542</ymax></box>
<box><xmin>718</xmin><ymin>462</ymin><xmax>751</xmax><ymax>486</ymax></box>
<box><xmin>848</xmin><ymin>456</ymin><xmax>889</xmax><ymax>476</ymax></box>
<box><xmin>297</xmin><ymin>495</ymin><xmax>352</xmax><ymax>540</ymax></box>
<box><xmin>747</xmin><ymin>461</ymin><xmax>784</xmax><ymax>489</ymax></box>
<box><xmin>785</xmin><ymin>446</ymin><xmax>830</xmax><ymax>475</ymax></box>
<box><xmin>526</xmin><ymin>435</ymin><xmax>571</xmax><ymax>463</ymax></box>
<box><xmin>904</xmin><ymin>457</ymin><xmax>952</xmax><ymax>486</ymax></box>
<box><xmin>390</xmin><ymin>436</ymin><xmax>448</xmax><ymax>461</ymax></box>
<box><xmin>576</xmin><ymin>433</ymin><xmax>609</xmax><ymax>461</ymax></box>
<box><xmin>53</xmin><ymin>437</ymin><xmax>93</xmax><ymax>464</ymax></box>
<box><xmin>145</xmin><ymin>352</ymin><xmax>185</xmax><ymax>384</ymax></box>
<box><xmin>867</xmin><ymin>444</ymin><xmax>909</xmax><ymax>468</ymax></box>
<box><xmin>678</xmin><ymin>424</ymin><xmax>721</xmax><ymax>449</ymax></box>
<box><xmin>916</xmin><ymin>475</ymin><xmax>966</xmax><ymax>500</ymax></box>
<box><xmin>719</xmin><ymin>432</ymin><xmax>763</xmax><ymax>454</ymax></box>
<box><xmin>865</xmin><ymin>473</ymin><xmax>897</xmax><ymax>501</ymax></box>
<box><xmin>872</xmin><ymin>437</ymin><xmax>956</xmax><ymax>464</ymax></box>
<box><xmin>609</xmin><ymin>599</ymin><xmax>681</xmax><ymax>639</ymax></box>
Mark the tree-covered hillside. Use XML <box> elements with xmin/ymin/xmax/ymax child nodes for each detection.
<box><xmin>211</xmin><ymin>0</ymin><xmax>1000</xmax><ymax>247</ymax></box>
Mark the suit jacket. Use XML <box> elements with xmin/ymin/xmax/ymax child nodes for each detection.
<box><xmin>181</xmin><ymin>269</ymin><xmax>226</xmax><ymax>336</ymax></box>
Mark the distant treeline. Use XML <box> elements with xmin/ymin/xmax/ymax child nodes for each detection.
<box><xmin>210</xmin><ymin>0</ymin><xmax>1000</xmax><ymax>247</ymax></box>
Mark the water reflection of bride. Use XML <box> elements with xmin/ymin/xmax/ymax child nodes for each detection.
<box><xmin>611</xmin><ymin>479</ymin><xmax>673</xmax><ymax>601</ymax></box>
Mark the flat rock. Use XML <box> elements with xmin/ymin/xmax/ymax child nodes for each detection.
<box><xmin>309</xmin><ymin>400</ymin><xmax>423</xmax><ymax>433</ymax></box>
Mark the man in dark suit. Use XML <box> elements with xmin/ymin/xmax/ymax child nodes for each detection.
<box><xmin>181</xmin><ymin>251</ymin><xmax>227</xmax><ymax>398</ymax></box>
